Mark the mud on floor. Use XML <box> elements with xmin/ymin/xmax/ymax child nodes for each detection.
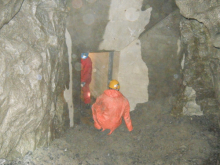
<box><xmin>4</xmin><ymin>97</ymin><xmax>220</xmax><ymax>165</ymax></box>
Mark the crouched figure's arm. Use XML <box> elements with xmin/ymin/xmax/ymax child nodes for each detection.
<box><xmin>123</xmin><ymin>102</ymin><xmax>133</xmax><ymax>132</ymax></box>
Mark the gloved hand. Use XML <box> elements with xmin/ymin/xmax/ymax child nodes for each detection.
<box><xmin>81</xmin><ymin>82</ymin><xmax>86</xmax><ymax>87</ymax></box>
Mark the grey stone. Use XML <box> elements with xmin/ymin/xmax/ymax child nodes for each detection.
<box><xmin>0</xmin><ymin>0</ymin><xmax>69</xmax><ymax>158</ymax></box>
<box><xmin>0</xmin><ymin>0</ymin><xmax>24</xmax><ymax>29</ymax></box>
<box><xmin>173</xmin><ymin>0</ymin><xmax>220</xmax><ymax>116</ymax></box>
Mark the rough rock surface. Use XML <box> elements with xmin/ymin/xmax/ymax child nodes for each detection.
<box><xmin>140</xmin><ymin>10</ymin><xmax>182</xmax><ymax>100</ymax></box>
<box><xmin>0</xmin><ymin>0</ymin><xmax>24</xmax><ymax>29</ymax></box>
<box><xmin>176</xmin><ymin>0</ymin><xmax>220</xmax><ymax>46</ymax></box>
<box><xmin>0</xmin><ymin>0</ymin><xmax>69</xmax><ymax>158</ymax></box>
<box><xmin>3</xmin><ymin>97</ymin><xmax>220</xmax><ymax>164</ymax></box>
<box><xmin>173</xmin><ymin>0</ymin><xmax>220</xmax><ymax>116</ymax></box>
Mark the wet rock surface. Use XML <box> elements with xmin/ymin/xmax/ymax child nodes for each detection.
<box><xmin>0</xmin><ymin>0</ymin><xmax>24</xmax><ymax>29</ymax></box>
<box><xmin>175</xmin><ymin>0</ymin><xmax>220</xmax><ymax>45</ymax></box>
<box><xmin>173</xmin><ymin>0</ymin><xmax>220</xmax><ymax>117</ymax></box>
<box><xmin>172</xmin><ymin>15</ymin><xmax>220</xmax><ymax>116</ymax></box>
<box><xmin>0</xmin><ymin>0</ymin><xmax>69</xmax><ymax>158</ymax></box>
<box><xmin>4</xmin><ymin>97</ymin><xmax>220</xmax><ymax>165</ymax></box>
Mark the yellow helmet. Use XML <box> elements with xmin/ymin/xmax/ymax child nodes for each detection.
<box><xmin>108</xmin><ymin>79</ymin><xmax>120</xmax><ymax>90</ymax></box>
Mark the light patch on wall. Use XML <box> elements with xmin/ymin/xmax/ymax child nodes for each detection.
<box><xmin>72</xmin><ymin>0</ymin><xmax>83</xmax><ymax>9</ymax></box>
<box><xmin>125</xmin><ymin>8</ymin><xmax>140</xmax><ymax>22</ymax></box>
<box><xmin>182</xmin><ymin>87</ymin><xmax>203</xmax><ymax>116</ymax></box>
<box><xmin>48</xmin><ymin>36</ymin><xmax>58</xmax><ymax>46</ymax></box>
<box><xmin>118</xmin><ymin>39</ymin><xmax>149</xmax><ymax>111</ymax></box>
<box><xmin>177</xmin><ymin>38</ymin><xmax>181</xmax><ymax>55</ymax></box>
<box><xmin>99</xmin><ymin>0</ymin><xmax>152</xmax><ymax>51</ymax></box>
<box><xmin>181</xmin><ymin>53</ymin><xmax>185</xmax><ymax>69</ymax></box>
<box><xmin>64</xmin><ymin>28</ymin><xmax>74</xmax><ymax>127</ymax></box>
<box><xmin>37</xmin><ymin>74</ymin><xmax>42</xmax><ymax>80</ymax></box>
<box><xmin>178</xmin><ymin>38</ymin><xmax>186</xmax><ymax>70</ymax></box>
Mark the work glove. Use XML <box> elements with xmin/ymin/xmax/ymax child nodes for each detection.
<box><xmin>81</xmin><ymin>82</ymin><xmax>86</xmax><ymax>87</ymax></box>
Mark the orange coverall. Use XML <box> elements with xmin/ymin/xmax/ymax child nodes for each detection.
<box><xmin>81</xmin><ymin>57</ymin><xmax>92</xmax><ymax>104</ymax></box>
<box><xmin>92</xmin><ymin>89</ymin><xmax>133</xmax><ymax>135</ymax></box>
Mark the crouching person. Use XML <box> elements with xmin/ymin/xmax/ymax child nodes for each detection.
<box><xmin>91</xmin><ymin>79</ymin><xmax>133</xmax><ymax>135</ymax></box>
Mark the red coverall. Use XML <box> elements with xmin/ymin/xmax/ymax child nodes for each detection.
<box><xmin>92</xmin><ymin>89</ymin><xmax>133</xmax><ymax>135</ymax></box>
<box><xmin>81</xmin><ymin>57</ymin><xmax>92</xmax><ymax>104</ymax></box>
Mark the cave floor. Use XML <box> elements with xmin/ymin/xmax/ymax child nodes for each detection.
<box><xmin>6</xmin><ymin>97</ymin><xmax>220</xmax><ymax>165</ymax></box>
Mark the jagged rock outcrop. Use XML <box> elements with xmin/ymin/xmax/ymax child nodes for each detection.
<box><xmin>173</xmin><ymin>0</ymin><xmax>220</xmax><ymax>115</ymax></box>
<box><xmin>176</xmin><ymin>0</ymin><xmax>220</xmax><ymax>48</ymax></box>
<box><xmin>0</xmin><ymin>0</ymin><xmax>69</xmax><ymax>158</ymax></box>
<box><xmin>0</xmin><ymin>0</ymin><xmax>24</xmax><ymax>29</ymax></box>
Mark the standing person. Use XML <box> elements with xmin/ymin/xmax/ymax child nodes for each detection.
<box><xmin>81</xmin><ymin>53</ymin><xmax>92</xmax><ymax>109</ymax></box>
<box><xmin>91</xmin><ymin>79</ymin><xmax>133</xmax><ymax>135</ymax></box>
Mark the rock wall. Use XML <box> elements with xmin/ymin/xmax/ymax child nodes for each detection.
<box><xmin>141</xmin><ymin>0</ymin><xmax>177</xmax><ymax>31</ymax></box>
<box><xmin>0</xmin><ymin>0</ymin><xmax>24</xmax><ymax>29</ymax></box>
<box><xmin>99</xmin><ymin>0</ymin><xmax>152</xmax><ymax>111</ymax></box>
<box><xmin>176</xmin><ymin>0</ymin><xmax>220</xmax><ymax>45</ymax></box>
<box><xmin>0</xmin><ymin>0</ymin><xmax>69</xmax><ymax>158</ymax></box>
<box><xmin>67</xmin><ymin>0</ymin><xmax>178</xmax><ymax>113</ymax></box>
<box><xmin>173</xmin><ymin>0</ymin><xmax>220</xmax><ymax>116</ymax></box>
<box><xmin>140</xmin><ymin>10</ymin><xmax>182</xmax><ymax>101</ymax></box>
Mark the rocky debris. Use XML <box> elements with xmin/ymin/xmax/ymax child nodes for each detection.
<box><xmin>4</xmin><ymin>97</ymin><xmax>220</xmax><ymax>164</ymax></box>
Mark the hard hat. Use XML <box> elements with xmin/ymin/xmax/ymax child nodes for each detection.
<box><xmin>81</xmin><ymin>53</ymin><xmax>89</xmax><ymax>59</ymax></box>
<box><xmin>108</xmin><ymin>79</ymin><xmax>120</xmax><ymax>90</ymax></box>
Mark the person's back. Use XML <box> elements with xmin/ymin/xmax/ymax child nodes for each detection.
<box><xmin>92</xmin><ymin>80</ymin><xmax>133</xmax><ymax>135</ymax></box>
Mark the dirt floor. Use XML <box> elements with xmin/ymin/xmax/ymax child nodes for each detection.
<box><xmin>4</xmin><ymin>97</ymin><xmax>220</xmax><ymax>165</ymax></box>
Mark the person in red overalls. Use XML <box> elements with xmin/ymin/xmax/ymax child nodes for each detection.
<box><xmin>81</xmin><ymin>53</ymin><xmax>92</xmax><ymax>109</ymax></box>
<box><xmin>91</xmin><ymin>79</ymin><xmax>133</xmax><ymax>135</ymax></box>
